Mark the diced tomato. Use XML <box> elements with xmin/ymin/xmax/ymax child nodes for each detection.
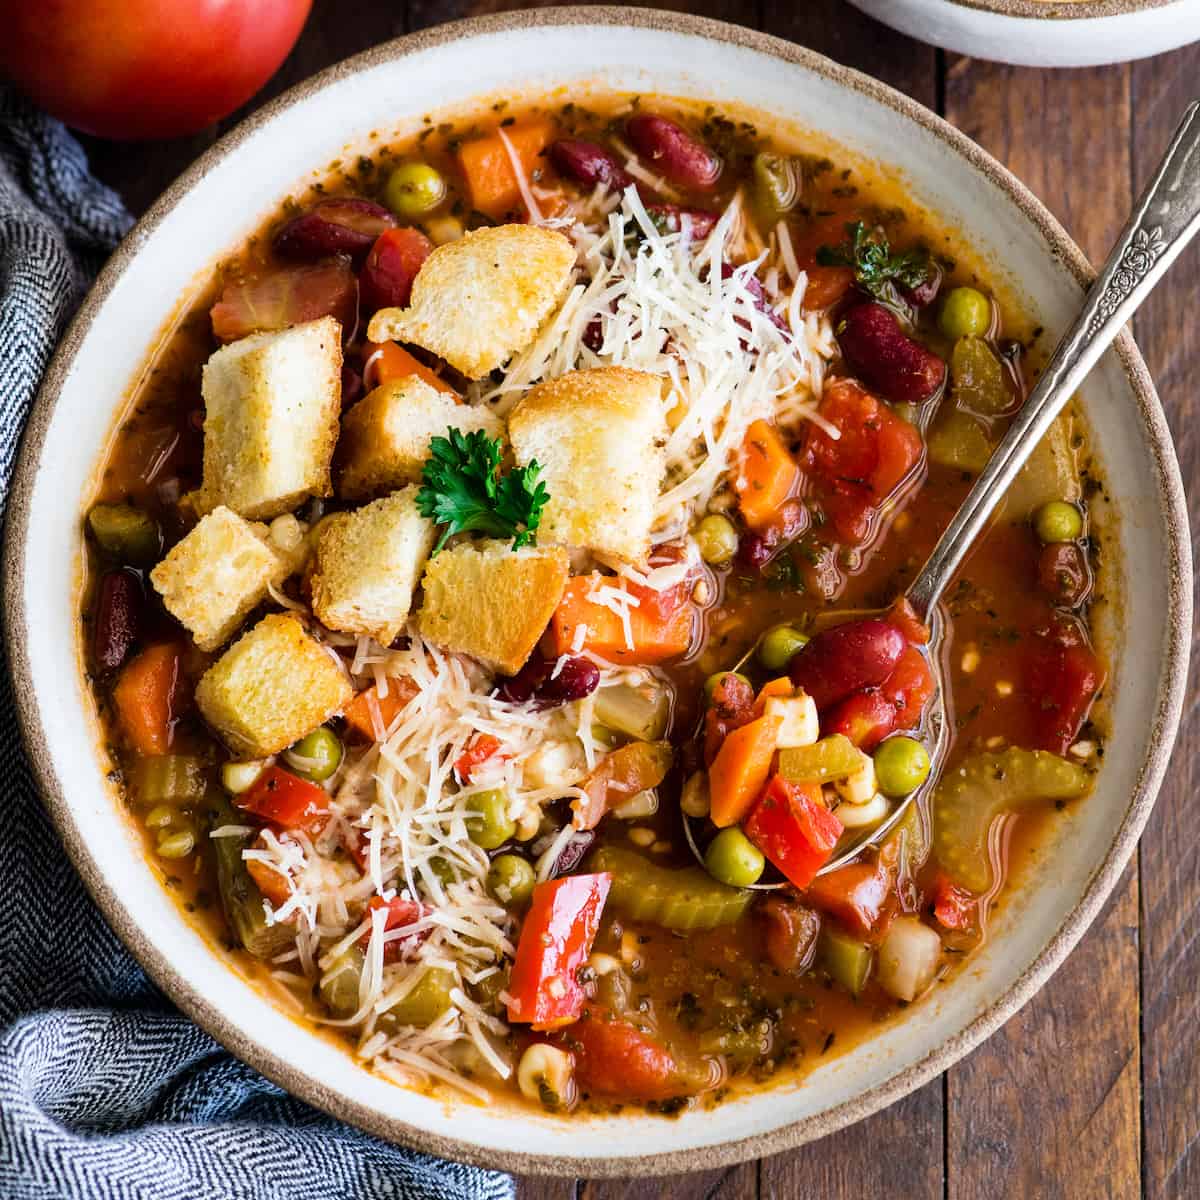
<box><xmin>245</xmin><ymin>836</ymin><xmax>293</xmax><ymax>909</ymax></box>
<box><xmin>886</xmin><ymin>596</ymin><xmax>930</xmax><ymax>646</ymax></box>
<box><xmin>566</xmin><ymin>1008</ymin><xmax>680</xmax><ymax>1101</ymax></box>
<box><xmin>703</xmin><ymin>671</ymin><xmax>757</xmax><ymax>764</ymax></box>
<box><xmin>506</xmin><ymin>873</ymin><xmax>611</xmax><ymax>1031</ymax></box>
<box><xmin>574</xmin><ymin>740</ymin><xmax>673</xmax><ymax>831</ymax></box>
<box><xmin>1022</xmin><ymin>618</ymin><xmax>1105</xmax><ymax>754</ymax></box>
<box><xmin>883</xmin><ymin>645</ymin><xmax>935</xmax><ymax>732</ymax></box>
<box><xmin>761</xmin><ymin>896</ymin><xmax>822</xmax><ymax>973</ymax></box>
<box><xmin>360</xmin><ymin>227</ymin><xmax>434</xmax><ymax>313</ymax></box>
<box><xmin>823</xmin><ymin>645</ymin><xmax>934</xmax><ymax>750</ymax></box>
<box><xmin>238</xmin><ymin>766</ymin><xmax>330</xmax><ymax>835</ymax></box>
<box><xmin>800</xmin><ymin>379</ymin><xmax>923</xmax><ymax>544</ymax></box>
<box><xmin>801</xmin><ymin>265</ymin><xmax>856</xmax><ymax>313</ymax></box>
<box><xmin>806</xmin><ymin>861</ymin><xmax>892</xmax><ymax>938</ymax></box>
<box><xmin>454</xmin><ymin>734</ymin><xmax>506</xmax><ymax>782</ymax></box>
<box><xmin>359</xmin><ymin>895</ymin><xmax>432</xmax><ymax>963</ymax></box>
<box><xmin>342</xmin><ymin>678</ymin><xmax>418</xmax><ymax>741</ymax></box>
<box><xmin>210</xmin><ymin>257</ymin><xmax>357</xmax><ymax>343</ymax></box>
<box><xmin>744</xmin><ymin>776</ymin><xmax>843</xmax><ymax>890</ymax></box>
<box><xmin>932</xmin><ymin>874</ymin><xmax>976</xmax><ymax>932</ymax></box>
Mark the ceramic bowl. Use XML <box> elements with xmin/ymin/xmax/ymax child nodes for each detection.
<box><xmin>3</xmin><ymin>6</ymin><xmax>1190</xmax><ymax>1176</ymax></box>
<box><xmin>848</xmin><ymin>0</ymin><xmax>1200</xmax><ymax>67</ymax></box>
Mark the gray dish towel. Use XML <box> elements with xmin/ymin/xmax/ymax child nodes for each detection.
<box><xmin>0</xmin><ymin>88</ymin><xmax>515</xmax><ymax>1200</ymax></box>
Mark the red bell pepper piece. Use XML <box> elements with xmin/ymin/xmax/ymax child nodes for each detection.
<box><xmin>932</xmin><ymin>874</ymin><xmax>976</xmax><ymax>932</ymax></box>
<box><xmin>566</xmin><ymin>1007</ymin><xmax>680</xmax><ymax>1101</ymax></box>
<box><xmin>1022</xmin><ymin>618</ymin><xmax>1105</xmax><ymax>754</ymax></box>
<box><xmin>806</xmin><ymin>862</ymin><xmax>892</xmax><ymax>938</ymax></box>
<box><xmin>506</xmin><ymin>873</ymin><xmax>612</xmax><ymax>1031</ymax></box>
<box><xmin>360</xmin><ymin>895</ymin><xmax>432</xmax><ymax>963</ymax></box>
<box><xmin>238</xmin><ymin>766</ymin><xmax>330</xmax><ymax>835</ymax></box>
<box><xmin>454</xmin><ymin>734</ymin><xmax>505</xmax><ymax>782</ymax></box>
<box><xmin>744</xmin><ymin>776</ymin><xmax>843</xmax><ymax>890</ymax></box>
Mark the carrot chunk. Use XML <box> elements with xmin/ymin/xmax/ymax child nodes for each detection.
<box><xmin>735</xmin><ymin>419</ymin><xmax>799</xmax><ymax>531</ymax></box>
<box><xmin>342</xmin><ymin>678</ymin><xmax>418</xmax><ymax>741</ymax></box>
<box><xmin>708</xmin><ymin>714</ymin><xmax>782</xmax><ymax>828</ymax></box>
<box><xmin>112</xmin><ymin>642</ymin><xmax>186</xmax><ymax>756</ymax></box>
<box><xmin>458</xmin><ymin>118</ymin><xmax>554</xmax><ymax>219</ymax></box>
<box><xmin>547</xmin><ymin>575</ymin><xmax>693</xmax><ymax>665</ymax></box>
<box><xmin>364</xmin><ymin>340</ymin><xmax>459</xmax><ymax>398</ymax></box>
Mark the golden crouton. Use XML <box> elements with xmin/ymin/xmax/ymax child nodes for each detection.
<box><xmin>194</xmin><ymin>316</ymin><xmax>342</xmax><ymax>520</ymax></box>
<box><xmin>507</xmin><ymin>367</ymin><xmax>667</xmax><ymax>564</ymax></box>
<box><xmin>149</xmin><ymin>506</ymin><xmax>298</xmax><ymax>652</ymax></box>
<box><xmin>309</xmin><ymin>488</ymin><xmax>435</xmax><ymax>644</ymax></box>
<box><xmin>337</xmin><ymin>378</ymin><xmax>505</xmax><ymax>501</ymax></box>
<box><xmin>418</xmin><ymin>540</ymin><xmax>569</xmax><ymax>675</ymax></box>
<box><xmin>196</xmin><ymin>612</ymin><xmax>352</xmax><ymax>757</ymax></box>
<box><xmin>366</xmin><ymin>225</ymin><xmax>575</xmax><ymax>379</ymax></box>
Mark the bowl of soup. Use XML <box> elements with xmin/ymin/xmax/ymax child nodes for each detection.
<box><xmin>4</xmin><ymin>8</ymin><xmax>1189</xmax><ymax>1176</ymax></box>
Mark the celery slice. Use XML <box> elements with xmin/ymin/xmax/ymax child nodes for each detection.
<box><xmin>593</xmin><ymin>682</ymin><xmax>670</xmax><ymax>742</ymax></box>
<box><xmin>87</xmin><ymin>503</ymin><xmax>161</xmax><ymax>565</ymax></box>
<box><xmin>777</xmin><ymin>735</ymin><xmax>862</xmax><ymax>784</ymax></box>
<box><xmin>817</xmin><ymin>926</ymin><xmax>873</xmax><ymax>996</ymax></box>
<box><xmin>950</xmin><ymin>336</ymin><xmax>1009</xmax><ymax>416</ymax></box>
<box><xmin>927</xmin><ymin>408</ymin><xmax>993</xmax><ymax>474</ymax></box>
<box><xmin>131</xmin><ymin>755</ymin><xmax>209</xmax><ymax>806</ymax></box>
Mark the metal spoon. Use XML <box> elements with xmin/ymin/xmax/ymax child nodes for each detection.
<box><xmin>687</xmin><ymin>100</ymin><xmax>1200</xmax><ymax>882</ymax></box>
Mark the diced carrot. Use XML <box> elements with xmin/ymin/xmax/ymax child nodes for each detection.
<box><xmin>246</xmin><ymin>848</ymin><xmax>292</xmax><ymax>909</ymax></box>
<box><xmin>754</xmin><ymin>676</ymin><xmax>794</xmax><ymax>715</ymax></box>
<box><xmin>800</xmin><ymin>265</ymin><xmax>855</xmax><ymax>312</ymax></box>
<box><xmin>112</xmin><ymin>642</ymin><xmax>186</xmax><ymax>756</ymax></box>
<box><xmin>364</xmin><ymin>340</ymin><xmax>459</xmax><ymax>399</ymax></box>
<box><xmin>342</xmin><ymin>678</ymin><xmax>419</xmax><ymax>741</ymax></box>
<box><xmin>708</xmin><ymin>714</ymin><xmax>782</xmax><ymax>828</ymax></box>
<box><xmin>547</xmin><ymin>575</ymin><xmax>693</xmax><ymax>665</ymax></box>
<box><xmin>458</xmin><ymin>117</ymin><xmax>554</xmax><ymax>219</ymax></box>
<box><xmin>735</xmin><ymin>419</ymin><xmax>799</xmax><ymax>531</ymax></box>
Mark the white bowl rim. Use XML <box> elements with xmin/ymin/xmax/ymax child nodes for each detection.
<box><xmin>2</xmin><ymin>6</ymin><xmax>1191</xmax><ymax>1177</ymax></box>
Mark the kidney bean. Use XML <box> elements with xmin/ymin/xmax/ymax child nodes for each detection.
<box><xmin>359</xmin><ymin>227</ymin><xmax>434</xmax><ymax>313</ymax></box>
<box><xmin>626</xmin><ymin>114</ymin><xmax>722</xmax><ymax>192</ymax></box>
<box><xmin>93</xmin><ymin>569</ymin><xmax>143</xmax><ymax>672</ymax></box>
<box><xmin>836</xmin><ymin>301</ymin><xmax>947</xmax><ymax>406</ymax></box>
<box><xmin>788</xmin><ymin>618</ymin><xmax>906</xmax><ymax>711</ymax></box>
<box><xmin>1037</xmin><ymin>542</ymin><xmax>1092</xmax><ymax>608</ymax></box>
<box><xmin>547</xmin><ymin>829</ymin><xmax>597</xmax><ymax>878</ymax></box>
<box><xmin>719</xmin><ymin>262</ymin><xmax>789</xmax><ymax>334</ymax></box>
<box><xmin>341</xmin><ymin>363</ymin><xmax>364</xmax><ymax>408</ymax></box>
<box><xmin>548</xmin><ymin>139</ymin><xmax>634</xmax><ymax>194</ymax></box>
<box><xmin>646</xmin><ymin>204</ymin><xmax>718</xmax><ymax>239</ymax></box>
<box><xmin>899</xmin><ymin>260</ymin><xmax>943</xmax><ymax>309</ymax></box>
<box><xmin>499</xmin><ymin>655</ymin><xmax>599</xmax><ymax>709</ymax></box>
<box><xmin>274</xmin><ymin>198</ymin><xmax>396</xmax><ymax>263</ymax></box>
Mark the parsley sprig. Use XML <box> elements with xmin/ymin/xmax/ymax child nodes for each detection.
<box><xmin>417</xmin><ymin>428</ymin><xmax>549</xmax><ymax>554</ymax></box>
<box><xmin>816</xmin><ymin>221</ymin><xmax>933</xmax><ymax>305</ymax></box>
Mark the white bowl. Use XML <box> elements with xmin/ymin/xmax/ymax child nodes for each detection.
<box><xmin>4</xmin><ymin>7</ymin><xmax>1190</xmax><ymax>1176</ymax></box>
<box><xmin>848</xmin><ymin>0</ymin><xmax>1200</xmax><ymax>68</ymax></box>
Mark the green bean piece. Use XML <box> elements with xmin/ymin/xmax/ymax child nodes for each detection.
<box><xmin>131</xmin><ymin>755</ymin><xmax>209</xmax><ymax>807</ymax></box>
<box><xmin>466</xmin><ymin>789</ymin><xmax>515</xmax><ymax>850</ymax></box>
<box><xmin>873</xmin><ymin>736</ymin><xmax>931</xmax><ymax>797</ymax></box>
<box><xmin>86</xmin><ymin>503</ymin><xmax>161</xmax><ymax>565</ymax></box>
<box><xmin>589</xmin><ymin>845</ymin><xmax>753</xmax><ymax>930</ymax></box>
<box><xmin>704</xmin><ymin>828</ymin><xmax>765</xmax><ymax>888</ymax></box>
<box><xmin>758</xmin><ymin>624</ymin><xmax>808</xmax><ymax>672</ymax></box>
<box><xmin>818</xmin><ymin>926</ymin><xmax>873</xmax><ymax>996</ymax></box>
<box><xmin>950</xmin><ymin>336</ymin><xmax>1009</xmax><ymax>416</ymax></box>
<box><xmin>486</xmin><ymin>854</ymin><xmax>536</xmax><ymax>908</ymax></box>
<box><xmin>926</xmin><ymin>408</ymin><xmax>993</xmax><ymax>474</ymax></box>
<box><xmin>383</xmin><ymin>967</ymin><xmax>456</xmax><ymax>1028</ymax></box>
<box><xmin>285</xmin><ymin>726</ymin><xmax>343</xmax><ymax>782</ymax></box>
<box><xmin>693</xmin><ymin>513</ymin><xmax>739</xmax><ymax>566</ymax></box>
<box><xmin>320</xmin><ymin>947</ymin><xmax>365</xmax><ymax>1018</ymax></box>
<box><xmin>156</xmin><ymin>830</ymin><xmax>195</xmax><ymax>859</ymax></box>
<box><xmin>778</xmin><ymin>735</ymin><xmax>863</xmax><ymax>784</ymax></box>
<box><xmin>1033</xmin><ymin>500</ymin><xmax>1084</xmax><ymax>545</ymax></box>
<box><xmin>938</xmin><ymin>287</ymin><xmax>991</xmax><ymax>339</ymax></box>
<box><xmin>384</xmin><ymin>162</ymin><xmax>447</xmax><ymax>219</ymax></box>
<box><xmin>932</xmin><ymin>747</ymin><xmax>1090</xmax><ymax>892</ymax></box>
<box><xmin>751</xmin><ymin>152</ymin><xmax>800</xmax><ymax>219</ymax></box>
<box><xmin>593</xmin><ymin>682</ymin><xmax>670</xmax><ymax>741</ymax></box>
<box><xmin>704</xmin><ymin>671</ymin><xmax>751</xmax><ymax>702</ymax></box>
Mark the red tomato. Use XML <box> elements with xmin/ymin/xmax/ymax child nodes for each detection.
<box><xmin>932</xmin><ymin>874</ymin><xmax>976</xmax><ymax>932</ymax></box>
<box><xmin>744</xmin><ymin>777</ymin><xmax>843</xmax><ymax>890</ymax></box>
<box><xmin>360</xmin><ymin>228</ymin><xmax>434</xmax><ymax>313</ymax></box>
<box><xmin>1022</xmin><ymin>619</ymin><xmax>1105</xmax><ymax>754</ymax></box>
<box><xmin>506</xmin><ymin>874</ymin><xmax>611</xmax><ymax>1031</ymax></box>
<box><xmin>238</xmin><ymin>766</ymin><xmax>330</xmax><ymax>835</ymax></box>
<box><xmin>453</xmin><ymin>734</ymin><xmax>506</xmax><ymax>782</ymax></box>
<box><xmin>806</xmin><ymin>862</ymin><xmax>892</xmax><ymax>938</ymax></box>
<box><xmin>0</xmin><ymin>1</ymin><xmax>311</xmax><ymax>140</ymax></box>
<box><xmin>703</xmin><ymin>671</ymin><xmax>757</xmax><ymax>764</ymax></box>
<box><xmin>823</xmin><ymin>645</ymin><xmax>934</xmax><ymax>750</ymax></box>
<box><xmin>359</xmin><ymin>895</ymin><xmax>431</xmax><ymax>964</ymax></box>
<box><xmin>566</xmin><ymin>1009</ymin><xmax>679</xmax><ymax>1101</ymax></box>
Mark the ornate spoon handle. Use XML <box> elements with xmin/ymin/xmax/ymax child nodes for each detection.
<box><xmin>906</xmin><ymin>100</ymin><xmax>1200</xmax><ymax>620</ymax></box>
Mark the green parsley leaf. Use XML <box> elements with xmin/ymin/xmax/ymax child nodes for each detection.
<box><xmin>815</xmin><ymin>221</ymin><xmax>932</xmax><ymax>305</ymax></box>
<box><xmin>417</xmin><ymin>427</ymin><xmax>549</xmax><ymax>553</ymax></box>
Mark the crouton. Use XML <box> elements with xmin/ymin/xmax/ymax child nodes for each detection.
<box><xmin>149</xmin><ymin>506</ymin><xmax>298</xmax><ymax>652</ymax></box>
<box><xmin>196</xmin><ymin>612</ymin><xmax>352</xmax><ymax>757</ymax></box>
<box><xmin>366</xmin><ymin>225</ymin><xmax>575</xmax><ymax>379</ymax></box>
<box><xmin>418</xmin><ymin>540</ymin><xmax>569</xmax><ymax>675</ymax></box>
<box><xmin>310</xmin><ymin>488</ymin><xmax>435</xmax><ymax>644</ymax></box>
<box><xmin>194</xmin><ymin>316</ymin><xmax>342</xmax><ymax>520</ymax></box>
<box><xmin>337</xmin><ymin>377</ymin><xmax>504</xmax><ymax>501</ymax></box>
<box><xmin>507</xmin><ymin>366</ymin><xmax>667</xmax><ymax>564</ymax></box>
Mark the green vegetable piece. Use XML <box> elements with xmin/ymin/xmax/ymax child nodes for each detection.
<box><xmin>950</xmin><ymin>336</ymin><xmax>1009</xmax><ymax>416</ymax></box>
<box><xmin>131</xmin><ymin>755</ymin><xmax>209</xmax><ymax>807</ymax></box>
<box><xmin>705</xmin><ymin>671</ymin><xmax>751</xmax><ymax>702</ymax></box>
<box><xmin>156</xmin><ymin>830</ymin><xmax>195</xmax><ymax>859</ymax></box>
<box><xmin>939</xmin><ymin>287</ymin><xmax>992</xmax><ymax>339</ymax></box>
<box><xmin>752</xmin><ymin>152</ymin><xmax>800</xmax><ymax>219</ymax></box>
<box><xmin>593</xmin><ymin>682</ymin><xmax>669</xmax><ymax>741</ymax></box>
<box><xmin>383</xmin><ymin>966</ymin><xmax>456</xmax><ymax>1028</ymax></box>
<box><xmin>486</xmin><ymin>853</ymin><xmax>536</xmax><ymax>907</ymax></box>
<box><xmin>873</xmin><ymin>736</ymin><xmax>931</xmax><ymax>797</ymax></box>
<box><xmin>818</xmin><ymin>925</ymin><xmax>873</xmax><ymax>996</ymax></box>
<box><xmin>1004</xmin><ymin>413</ymin><xmax>1082</xmax><ymax>516</ymax></box>
<box><xmin>927</xmin><ymin>408</ymin><xmax>993</xmax><ymax>474</ymax></box>
<box><xmin>285</xmin><ymin>726</ymin><xmax>343</xmax><ymax>782</ymax></box>
<box><xmin>589</xmin><ymin>845</ymin><xmax>753</xmax><ymax>930</ymax></box>
<box><xmin>468</xmin><ymin>969</ymin><xmax>508</xmax><ymax>1015</ymax></box>
<box><xmin>144</xmin><ymin>804</ymin><xmax>175</xmax><ymax>830</ymax></box>
<box><xmin>320</xmin><ymin>947</ymin><xmax>365</xmax><ymax>1018</ymax></box>
<box><xmin>87</xmin><ymin>503</ymin><xmax>161</xmax><ymax>565</ymax></box>
<box><xmin>417</xmin><ymin>428</ymin><xmax>548</xmax><ymax>553</ymax></box>
<box><xmin>704</xmin><ymin>828</ymin><xmax>765</xmax><ymax>888</ymax></box>
<box><xmin>1033</xmin><ymin>500</ymin><xmax>1084</xmax><ymax>545</ymax></box>
<box><xmin>816</xmin><ymin>221</ymin><xmax>932</xmax><ymax>305</ymax></box>
<box><xmin>466</xmin><ymin>789</ymin><xmax>515</xmax><ymax>850</ymax></box>
<box><xmin>932</xmin><ymin>748</ymin><xmax>1090</xmax><ymax>892</ymax></box>
<box><xmin>384</xmin><ymin>162</ymin><xmax>447</xmax><ymax>219</ymax></box>
<box><xmin>778</xmin><ymin>735</ymin><xmax>863</xmax><ymax>784</ymax></box>
<box><xmin>694</xmin><ymin>513</ymin><xmax>739</xmax><ymax>566</ymax></box>
<box><xmin>758</xmin><ymin>624</ymin><xmax>808</xmax><ymax>672</ymax></box>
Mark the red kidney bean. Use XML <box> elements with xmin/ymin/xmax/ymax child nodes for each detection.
<box><xmin>788</xmin><ymin>618</ymin><xmax>906</xmax><ymax>711</ymax></box>
<box><xmin>359</xmin><ymin>227</ymin><xmax>434</xmax><ymax>313</ymax></box>
<box><xmin>836</xmin><ymin>302</ymin><xmax>947</xmax><ymax>406</ymax></box>
<box><xmin>499</xmin><ymin>655</ymin><xmax>599</xmax><ymax>709</ymax></box>
<box><xmin>900</xmin><ymin>261</ymin><xmax>942</xmax><ymax>309</ymax></box>
<box><xmin>1038</xmin><ymin>542</ymin><xmax>1092</xmax><ymax>608</ymax></box>
<box><xmin>736</xmin><ymin>531</ymin><xmax>772</xmax><ymax>573</ymax></box>
<box><xmin>547</xmin><ymin>830</ymin><xmax>596</xmax><ymax>878</ymax></box>
<box><xmin>548</xmin><ymin>139</ymin><xmax>634</xmax><ymax>194</ymax></box>
<box><xmin>647</xmin><ymin>204</ymin><xmax>718</xmax><ymax>239</ymax></box>
<box><xmin>340</xmin><ymin>363</ymin><xmax>364</xmax><ymax>408</ymax></box>
<box><xmin>720</xmin><ymin>262</ymin><xmax>789</xmax><ymax>334</ymax></box>
<box><xmin>93</xmin><ymin>569</ymin><xmax>143</xmax><ymax>672</ymax></box>
<box><xmin>626</xmin><ymin>114</ymin><xmax>722</xmax><ymax>192</ymax></box>
<box><xmin>274</xmin><ymin>198</ymin><xmax>396</xmax><ymax>263</ymax></box>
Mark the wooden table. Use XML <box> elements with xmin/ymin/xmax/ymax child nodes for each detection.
<box><xmin>80</xmin><ymin>4</ymin><xmax>1198</xmax><ymax>1196</ymax></box>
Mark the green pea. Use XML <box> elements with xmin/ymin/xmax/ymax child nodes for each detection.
<box><xmin>758</xmin><ymin>624</ymin><xmax>808</xmax><ymax>672</ymax></box>
<box><xmin>384</xmin><ymin>162</ymin><xmax>447</xmax><ymax>219</ymax></box>
<box><xmin>694</xmin><ymin>513</ymin><xmax>739</xmax><ymax>566</ymax></box>
<box><xmin>156</xmin><ymin>830</ymin><xmax>195</xmax><ymax>859</ymax></box>
<box><xmin>873</xmin><ymin>736</ymin><xmax>931</xmax><ymax>797</ymax></box>
<box><xmin>1033</xmin><ymin>500</ymin><xmax>1083</xmax><ymax>545</ymax></box>
<box><xmin>486</xmin><ymin>854</ymin><xmax>536</xmax><ymax>908</ymax></box>
<box><xmin>704</xmin><ymin>828</ymin><xmax>765</xmax><ymax>888</ymax></box>
<box><xmin>939</xmin><ymin>287</ymin><xmax>992</xmax><ymax>339</ymax></box>
<box><xmin>704</xmin><ymin>671</ymin><xmax>751</xmax><ymax>703</ymax></box>
<box><xmin>383</xmin><ymin>966</ymin><xmax>455</xmax><ymax>1028</ymax></box>
<box><xmin>428</xmin><ymin>856</ymin><xmax>458</xmax><ymax>888</ymax></box>
<box><xmin>286</xmin><ymin>727</ymin><xmax>343</xmax><ymax>782</ymax></box>
<box><xmin>144</xmin><ymin>804</ymin><xmax>176</xmax><ymax>830</ymax></box>
<box><xmin>466</xmin><ymin>789</ymin><xmax>515</xmax><ymax>850</ymax></box>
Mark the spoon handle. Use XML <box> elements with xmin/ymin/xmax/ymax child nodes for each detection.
<box><xmin>906</xmin><ymin>100</ymin><xmax>1200</xmax><ymax>620</ymax></box>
